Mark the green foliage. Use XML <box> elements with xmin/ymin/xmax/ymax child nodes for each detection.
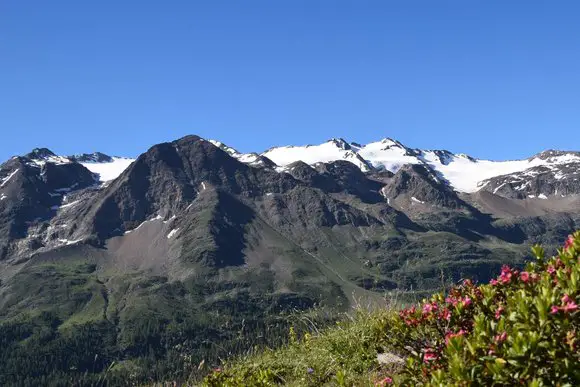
<box><xmin>201</xmin><ymin>306</ymin><xmax>398</xmax><ymax>387</ymax></box>
<box><xmin>203</xmin><ymin>233</ymin><xmax>580</xmax><ymax>386</ymax></box>
<box><xmin>386</xmin><ymin>231</ymin><xmax>580</xmax><ymax>385</ymax></box>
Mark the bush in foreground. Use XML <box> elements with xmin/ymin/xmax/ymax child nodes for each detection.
<box><xmin>387</xmin><ymin>231</ymin><xmax>580</xmax><ymax>385</ymax></box>
<box><xmin>202</xmin><ymin>232</ymin><xmax>580</xmax><ymax>386</ymax></box>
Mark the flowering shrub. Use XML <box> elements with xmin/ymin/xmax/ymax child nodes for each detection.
<box><xmin>386</xmin><ymin>232</ymin><xmax>580</xmax><ymax>385</ymax></box>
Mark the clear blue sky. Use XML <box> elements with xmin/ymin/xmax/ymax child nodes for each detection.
<box><xmin>1</xmin><ymin>1</ymin><xmax>579</xmax><ymax>162</ymax></box>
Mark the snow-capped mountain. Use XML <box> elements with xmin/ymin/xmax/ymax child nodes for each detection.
<box><xmin>5</xmin><ymin>137</ymin><xmax>579</xmax><ymax>200</ymax></box>
<box><xmin>12</xmin><ymin>147</ymin><xmax>135</xmax><ymax>183</ymax></box>
<box><xmin>221</xmin><ymin>137</ymin><xmax>580</xmax><ymax>196</ymax></box>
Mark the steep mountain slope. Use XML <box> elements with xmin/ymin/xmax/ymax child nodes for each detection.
<box><xmin>0</xmin><ymin>134</ymin><xmax>578</xmax><ymax>385</ymax></box>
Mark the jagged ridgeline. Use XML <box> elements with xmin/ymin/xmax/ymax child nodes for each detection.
<box><xmin>0</xmin><ymin>135</ymin><xmax>579</xmax><ymax>384</ymax></box>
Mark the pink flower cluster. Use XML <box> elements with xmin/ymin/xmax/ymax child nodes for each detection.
<box><xmin>423</xmin><ymin>349</ymin><xmax>438</xmax><ymax>363</ymax></box>
<box><xmin>551</xmin><ymin>294</ymin><xmax>579</xmax><ymax>314</ymax></box>
<box><xmin>490</xmin><ymin>265</ymin><xmax>539</xmax><ymax>286</ymax></box>
<box><xmin>445</xmin><ymin>329</ymin><xmax>466</xmax><ymax>344</ymax></box>
<box><xmin>375</xmin><ymin>376</ymin><xmax>393</xmax><ymax>385</ymax></box>
<box><xmin>564</xmin><ymin>235</ymin><xmax>575</xmax><ymax>250</ymax></box>
<box><xmin>494</xmin><ymin>331</ymin><xmax>507</xmax><ymax>344</ymax></box>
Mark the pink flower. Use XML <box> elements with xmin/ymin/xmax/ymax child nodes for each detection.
<box><xmin>520</xmin><ymin>271</ymin><xmax>530</xmax><ymax>282</ymax></box>
<box><xmin>441</xmin><ymin>308</ymin><xmax>451</xmax><ymax>321</ymax></box>
<box><xmin>495</xmin><ymin>307</ymin><xmax>504</xmax><ymax>320</ymax></box>
<box><xmin>564</xmin><ymin>235</ymin><xmax>574</xmax><ymax>250</ymax></box>
<box><xmin>494</xmin><ymin>332</ymin><xmax>507</xmax><ymax>343</ymax></box>
<box><xmin>463</xmin><ymin>279</ymin><xmax>473</xmax><ymax>287</ymax></box>
<box><xmin>445</xmin><ymin>329</ymin><xmax>466</xmax><ymax>344</ymax></box>
<box><xmin>423</xmin><ymin>350</ymin><xmax>437</xmax><ymax>363</ymax></box>
<box><xmin>490</xmin><ymin>278</ymin><xmax>499</xmax><ymax>286</ymax></box>
<box><xmin>547</xmin><ymin>265</ymin><xmax>556</xmax><ymax>274</ymax></box>
<box><xmin>446</xmin><ymin>296</ymin><xmax>459</xmax><ymax>306</ymax></box>
<box><xmin>551</xmin><ymin>305</ymin><xmax>560</xmax><ymax>314</ymax></box>
<box><xmin>562</xmin><ymin>301</ymin><xmax>578</xmax><ymax>313</ymax></box>
<box><xmin>562</xmin><ymin>294</ymin><xmax>574</xmax><ymax>304</ymax></box>
<box><xmin>375</xmin><ymin>377</ymin><xmax>393</xmax><ymax>385</ymax></box>
<box><xmin>499</xmin><ymin>265</ymin><xmax>515</xmax><ymax>283</ymax></box>
<box><xmin>422</xmin><ymin>302</ymin><xmax>438</xmax><ymax>315</ymax></box>
<box><xmin>462</xmin><ymin>296</ymin><xmax>472</xmax><ymax>308</ymax></box>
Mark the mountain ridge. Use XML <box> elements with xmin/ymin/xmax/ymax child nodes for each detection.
<box><xmin>0</xmin><ymin>134</ymin><xmax>579</xmax><ymax>384</ymax></box>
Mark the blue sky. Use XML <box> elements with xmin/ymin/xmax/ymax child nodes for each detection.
<box><xmin>1</xmin><ymin>1</ymin><xmax>579</xmax><ymax>162</ymax></box>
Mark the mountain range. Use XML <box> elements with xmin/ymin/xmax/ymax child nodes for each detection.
<box><xmin>1</xmin><ymin>135</ymin><xmax>579</xmax><ymax>384</ymax></box>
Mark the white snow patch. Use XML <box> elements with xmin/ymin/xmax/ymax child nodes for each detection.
<box><xmin>411</xmin><ymin>196</ymin><xmax>425</xmax><ymax>204</ymax></box>
<box><xmin>0</xmin><ymin>194</ymin><xmax>6</xmax><ymax>201</ymax></box>
<box><xmin>201</xmin><ymin>182</ymin><xmax>206</xmax><ymax>190</ymax></box>
<box><xmin>493</xmin><ymin>183</ymin><xmax>507</xmax><ymax>195</ymax></box>
<box><xmin>266</xmin><ymin>193</ymin><xmax>273</xmax><ymax>196</ymax></box>
<box><xmin>0</xmin><ymin>169</ymin><xmax>19</xmax><ymax>188</ymax></box>
<box><xmin>528</xmin><ymin>195</ymin><xmax>536</xmax><ymax>198</ymax></box>
<box><xmin>163</xmin><ymin>215</ymin><xmax>177</xmax><ymax>224</ymax></box>
<box><xmin>30</xmin><ymin>156</ymin><xmax>72</xmax><ymax>167</ymax></box>
<box><xmin>167</xmin><ymin>228</ymin><xmax>180</xmax><ymax>239</ymax></box>
<box><xmin>82</xmin><ymin>157</ymin><xmax>135</xmax><ymax>182</ymax></box>
<box><xmin>538</xmin><ymin>193</ymin><xmax>548</xmax><ymax>199</ymax></box>
<box><xmin>128</xmin><ymin>214</ymin><xmax>163</xmax><ymax>233</ymax></box>
<box><xmin>59</xmin><ymin>200</ymin><xmax>81</xmax><ymax>209</ymax></box>
<box><xmin>57</xmin><ymin>238</ymin><xmax>82</xmax><ymax>246</ymax></box>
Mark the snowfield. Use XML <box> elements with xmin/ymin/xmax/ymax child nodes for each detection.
<box><xmin>81</xmin><ymin>157</ymin><xmax>135</xmax><ymax>182</ymax></box>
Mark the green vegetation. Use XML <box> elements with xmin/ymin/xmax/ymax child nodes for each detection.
<box><xmin>201</xmin><ymin>306</ymin><xmax>399</xmax><ymax>387</ymax></box>
<box><xmin>202</xmin><ymin>232</ymin><xmax>580</xmax><ymax>386</ymax></box>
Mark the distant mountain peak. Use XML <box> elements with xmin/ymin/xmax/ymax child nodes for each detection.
<box><xmin>70</xmin><ymin>152</ymin><xmax>114</xmax><ymax>163</ymax></box>
<box><xmin>26</xmin><ymin>148</ymin><xmax>57</xmax><ymax>160</ymax></box>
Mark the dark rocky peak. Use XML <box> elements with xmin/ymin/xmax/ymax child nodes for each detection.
<box><xmin>25</xmin><ymin>148</ymin><xmax>57</xmax><ymax>160</ymax></box>
<box><xmin>286</xmin><ymin>161</ymin><xmax>340</xmax><ymax>192</ymax></box>
<box><xmin>70</xmin><ymin>152</ymin><xmax>114</xmax><ymax>163</ymax></box>
<box><xmin>426</xmin><ymin>149</ymin><xmax>455</xmax><ymax>165</ymax></box>
<box><xmin>456</xmin><ymin>153</ymin><xmax>477</xmax><ymax>162</ymax></box>
<box><xmin>251</xmin><ymin>154</ymin><xmax>278</xmax><ymax>169</ymax></box>
<box><xmin>286</xmin><ymin>161</ymin><xmax>319</xmax><ymax>179</ymax></box>
<box><xmin>532</xmin><ymin>149</ymin><xmax>580</xmax><ymax>161</ymax></box>
<box><xmin>381</xmin><ymin>164</ymin><xmax>466</xmax><ymax>209</ymax></box>
<box><xmin>478</xmin><ymin>163</ymin><xmax>580</xmax><ymax>199</ymax></box>
<box><xmin>70</xmin><ymin>135</ymin><xmax>299</xmax><ymax>241</ymax></box>
<box><xmin>350</xmin><ymin>142</ymin><xmax>362</xmax><ymax>148</ymax></box>
<box><xmin>40</xmin><ymin>162</ymin><xmax>97</xmax><ymax>192</ymax></box>
<box><xmin>377</xmin><ymin>138</ymin><xmax>420</xmax><ymax>157</ymax></box>
<box><xmin>329</xmin><ymin>138</ymin><xmax>351</xmax><ymax>150</ymax></box>
<box><xmin>315</xmin><ymin>160</ymin><xmax>369</xmax><ymax>185</ymax></box>
<box><xmin>379</xmin><ymin>138</ymin><xmax>406</xmax><ymax>150</ymax></box>
<box><xmin>316</xmin><ymin>160</ymin><xmax>384</xmax><ymax>202</ymax></box>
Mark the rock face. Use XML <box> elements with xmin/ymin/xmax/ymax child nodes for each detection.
<box><xmin>380</xmin><ymin>164</ymin><xmax>467</xmax><ymax>209</ymax></box>
<box><xmin>479</xmin><ymin>162</ymin><xmax>580</xmax><ymax>199</ymax></box>
<box><xmin>70</xmin><ymin>152</ymin><xmax>114</xmax><ymax>163</ymax></box>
